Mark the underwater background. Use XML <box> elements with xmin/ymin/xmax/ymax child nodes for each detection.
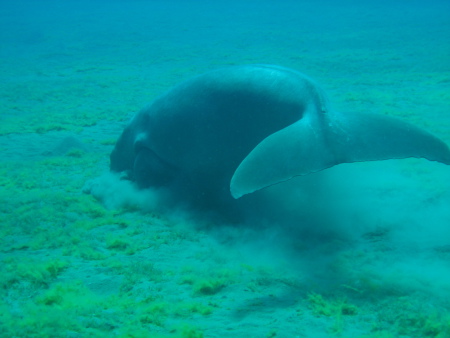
<box><xmin>1</xmin><ymin>0</ymin><xmax>450</xmax><ymax>337</ymax></box>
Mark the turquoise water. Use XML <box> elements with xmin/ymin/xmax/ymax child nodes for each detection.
<box><xmin>1</xmin><ymin>0</ymin><xmax>450</xmax><ymax>337</ymax></box>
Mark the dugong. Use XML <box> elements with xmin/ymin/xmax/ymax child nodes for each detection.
<box><xmin>110</xmin><ymin>64</ymin><xmax>450</xmax><ymax>212</ymax></box>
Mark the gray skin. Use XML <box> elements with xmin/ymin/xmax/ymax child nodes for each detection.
<box><xmin>110</xmin><ymin>64</ymin><xmax>450</xmax><ymax>217</ymax></box>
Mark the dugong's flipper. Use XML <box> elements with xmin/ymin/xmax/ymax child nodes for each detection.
<box><xmin>231</xmin><ymin>111</ymin><xmax>450</xmax><ymax>199</ymax></box>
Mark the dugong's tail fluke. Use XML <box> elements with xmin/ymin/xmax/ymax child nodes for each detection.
<box><xmin>327</xmin><ymin>112</ymin><xmax>450</xmax><ymax>165</ymax></box>
<box><xmin>230</xmin><ymin>111</ymin><xmax>450</xmax><ymax>199</ymax></box>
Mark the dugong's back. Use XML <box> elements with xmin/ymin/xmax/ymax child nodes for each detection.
<box><xmin>148</xmin><ymin>65</ymin><xmax>326</xmax><ymax>166</ymax></box>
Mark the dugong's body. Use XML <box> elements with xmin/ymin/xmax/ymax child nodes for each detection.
<box><xmin>111</xmin><ymin>65</ymin><xmax>450</xmax><ymax>214</ymax></box>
